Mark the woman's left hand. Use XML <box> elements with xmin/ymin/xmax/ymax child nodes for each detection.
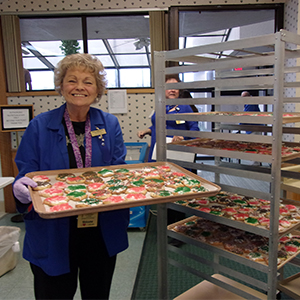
<box><xmin>172</xmin><ymin>136</ymin><xmax>184</xmax><ymax>142</ymax></box>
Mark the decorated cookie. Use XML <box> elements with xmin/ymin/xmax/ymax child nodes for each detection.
<box><xmin>66</xmin><ymin>176</ymin><xmax>85</xmax><ymax>184</ymax></box>
<box><xmin>43</xmin><ymin>196</ymin><xmax>69</xmax><ymax>207</ymax></box>
<box><xmin>49</xmin><ymin>203</ymin><xmax>73</xmax><ymax>212</ymax></box>
<box><xmin>75</xmin><ymin>198</ymin><xmax>102</xmax><ymax>208</ymax></box>
<box><xmin>56</xmin><ymin>173</ymin><xmax>75</xmax><ymax>181</ymax></box>
<box><xmin>125</xmin><ymin>193</ymin><xmax>147</xmax><ymax>200</ymax></box>
<box><xmin>39</xmin><ymin>188</ymin><xmax>64</xmax><ymax>198</ymax></box>
<box><xmin>32</xmin><ymin>175</ymin><xmax>51</xmax><ymax>183</ymax></box>
<box><xmin>33</xmin><ymin>181</ymin><xmax>52</xmax><ymax>191</ymax></box>
<box><xmin>66</xmin><ymin>191</ymin><xmax>87</xmax><ymax>201</ymax></box>
<box><xmin>97</xmin><ymin>169</ymin><xmax>114</xmax><ymax>177</ymax></box>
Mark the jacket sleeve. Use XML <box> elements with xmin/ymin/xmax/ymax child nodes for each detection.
<box><xmin>14</xmin><ymin>119</ymin><xmax>41</xmax><ymax>181</ymax></box>
<box><xmin>183</xmin><ymin>105</ymin><xmax>199</xmax><ymax>138</ymax></box>
<box><xmin>13</xmin><ymin>120</ymin><xmax>41</xmax><ymax>212</ymax></box>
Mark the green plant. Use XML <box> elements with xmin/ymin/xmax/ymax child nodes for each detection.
<box><xmin>60</xmin><ymin>40</ymin><xmax>81</xmax><ymax>55</ymax></box>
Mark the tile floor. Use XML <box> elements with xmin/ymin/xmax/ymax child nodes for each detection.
<box><xmin>0</xmin><ymin>211</ymin><xmax>146</xmax><ymax>300</ymax></box>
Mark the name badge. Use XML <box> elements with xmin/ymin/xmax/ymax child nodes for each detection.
<box><xmin>77</xmin><ymin>213</ymin><xmax>98</xmax><ymax>228</ymax></box>
<box><xmin>91</xmin><ymin>128</ymin><xmax>106</xmax><ymax>137</ymax></box>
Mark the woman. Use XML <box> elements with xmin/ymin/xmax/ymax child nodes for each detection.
<box><xmin>137</xmin><ymin>75</ymin><xmax>199</xmax><ymax>234</ymax></box>
<box><xmin>13</xmin><ymin>53</ymin><xmax>129</xmax><ymax>299</ymax></box>
<box><xmin>137</xmin><ymin>75</ymin><xmax>199</xmax><ymax>162</ymax></box>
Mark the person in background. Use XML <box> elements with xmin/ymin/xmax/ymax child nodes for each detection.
<box><xmin>137</xmin><ymin>75</ymin><xmax>199</xmax><ymax>246</ymax></box>
<box><xmin>137</xmin><ymin>75</ymin><xmax>199</xmax><ymax>162</ymax></box>
<box><xmin>13</xmin><ymin>54</ymin><xmax>129</xmax><ymax>300</ymax></box>
<box><xmin>24</xmin><ymin>68</ymin><xmax>32</xmax><ymax>90</ymax></box>
<box><xmin>179</xmin><ymin>89</ymin><xmax>198</xmax><ymax>173</ymax></box>
<box><xmin>241</xmin><ymin>90</ymin><xmax>262</xmax><ymax>166</ymax></box>
<box><xmin>241</xmin><ymin>90</ymin><xmax>260</xmax><ymax>134</ymax></box>
<box><xmin>180</xmin><ymin>89</ymin><xmax>198</xmax><ymax>113</ymax></box>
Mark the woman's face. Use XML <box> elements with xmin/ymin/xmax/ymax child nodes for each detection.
<box><xmin>165</xmin><ymin>78</ymin><xmax>180</xmax><ymax>99</ymax></box>
<box><xmin>61</xmin><ymin>67</ymin><xmax>99</xmax><ymax>109</ymax></box>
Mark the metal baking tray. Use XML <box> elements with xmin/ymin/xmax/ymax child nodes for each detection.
<box><xmin>168</xmin><ymin>216</ymin><xmax>300</xmax><ymax>269</ymax></box>
<box><xmin>27</xmin><ymin>162</ymin><xmax>221</xmax><ymax>219</ymax></box>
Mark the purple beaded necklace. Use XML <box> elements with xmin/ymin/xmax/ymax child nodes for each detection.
<box><xmin>64</xmin><ymin>108</ymin><xmax>92</xmax><ymax>168</ymax></box>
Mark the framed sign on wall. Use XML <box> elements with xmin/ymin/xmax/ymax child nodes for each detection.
<box><xmin>0</xmin><ymin>105</ymin><xmax>34</xmax><ymax>132</ymax></box>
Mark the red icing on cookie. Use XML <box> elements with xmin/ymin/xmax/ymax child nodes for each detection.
<box><xmin>222</xmin><ymin>207</ymin><xmax>237</xmax><ymax>215</ymax></box>
<box><xmin>279</xmin><ymin>208</ymin><xmax>289</xmax><ymax>215</ymax></box>
<box><xmin>233</xmin><ymin>213</ymin><xmax>249</xmax><ymax>221</ymax></box>
<box><xmin>125</xmin><ymin>193</ymin><xmax>147</xmax><ymax>200</ymax></box>
<box><xmin>32</xmin><ymin>175</ymin><xmax>50</xmax><ymax>182</ymax></box>
<box><xmin>66</xmin><ymin>176</ymin><xmax>85</xmax><ymax>183</ymax></box>
<box><xmin>258</xmin><ymin>217</ymin><xmax>270</xmax><ymax>226</ymax></box>
<box><xmin>40</xmin><ymin>188</ymin><xmax>64</xmax><ymax>197</ymax></box>
<box><xmin>52</xmin><ymin>182</ymin><xmax>68</xmax><ymax>189</ymax></box>
<box><xmin>285</xmin><ymin>245</ymin><xmax>298</xmax><ymax>253</ymax></box>
<box><xmin>196</xmin><ymin>199</ymin><xmax>209</xmax><ymax>206</ymax></box>
<box><xmin>198</xmin><ymin>207</ymin><xmax>211</xmax><ymax>213</ymax></box>
<box><xmin>49</xmin><ymin>203</ymin><xmax>73</xmax><ymax>212</ymax></box>
<box><xmin>172</xmin><ymin>172</ymin><xmax>186</xmax><ymax>177</ymax></box>
<box><xmin>126</xmin><ymin>187</ymin><xmax>146</xmax><ymax>194</ymax></box>
<box><xmin>43</xmin><ymin>196</ymin><xmax>68</xmax><ymax>206</ymax></box>
<box><xmin>285</xmin><ymin>204</ymin><xmax>297</xmax><ymax>211</ymax></box>
<box><xmin>157</xmin><ymin>165</ymin><xmax>171</xmax><ymax>171</ymax></box>
<box><xmin>87</xmin><ymin>182</ymin><xmax>106</xmax><ymax>191</ymax></box>
<box><xmin>247</xmin><ymin>200</ymin><xmax>261</xmax><ymax>206</ymax></box>
<box><xmin>104</xmin><ymin>195</ymin><xmax>125</xmax><ymax>203</ymax></box>
<box><xmin>279</xmin><ymin>219</ymin><xmax>291</xmax><ymax>228</ymax></box>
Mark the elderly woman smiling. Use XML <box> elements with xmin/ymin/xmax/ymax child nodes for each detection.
<box><xmin>13</xmin><ymin>53</ymin><xmax>129</xmax><ymax>300</ymax></box>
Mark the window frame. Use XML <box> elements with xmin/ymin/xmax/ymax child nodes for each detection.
<box><xmin>19</xmin><ymin>12</ymin><xmax>152</xmax><ymax>91</ymax></box>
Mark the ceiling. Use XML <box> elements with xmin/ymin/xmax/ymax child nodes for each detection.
<box><xmin>20</xmin><ymin>9</ymin><xmax>275</xmax><ymax>41</ymax></box>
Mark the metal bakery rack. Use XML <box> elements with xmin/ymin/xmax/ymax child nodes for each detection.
<box><xmin>154</xmin><ymin>29</ymin><xmax>300</xmax><ymax>300</ymax></box>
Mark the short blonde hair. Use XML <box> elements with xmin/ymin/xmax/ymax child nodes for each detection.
<box><xmin>54</xmin><ymin>53</ymin><xmax>107</xmax><ymax>98</ymax></box>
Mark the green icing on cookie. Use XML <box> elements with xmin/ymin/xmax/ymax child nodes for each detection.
<box><xmin>185</xmin><ymin>221</ymin><xmax>196</xmax><ymax>226</ymax></box>
<box><xmin>158</xmin><ymin>190</ymin><xmax>171</xmax><ymax>197</ymax></box>
<box><xmin>245</xmin><ymin>217</ymin><xmax>258</xmax><ymax>224</ymax></box>
<box><xmin>148</xmin><ymin>178</ymin><xmax>164</xmax><ymax>183</ymax></box>
<box><xmin>108</xmin><ymin>185</ymin><xmax>126</xmax><ymax>191</ymax></box>
<box><xmin>79</xmin><ymin>198</ymin><xmax>100</xmax><ymax>205</ymax></box>
<box><xmin>115</xmin><ymin>168</ymin><xmax>129</xmax><ymax>173</ymax></box>
<box><xmin>132</xmin><ymin>179</ymin><xmax>144</xmax><ymax>187</ymax></box>
<box><xmin>98</xmin><ymin>169</ymin><xmax>113</xmax><ymax>175</ymax></box>
<box><xmin>107</xmin><ymin>179</ymin><xmax>121</xmax><ymax>185</ymax></box>
<box><xmin>193</xmin><ymin>186</ymin><xmax>206</xmax><ymax>192</ymax></box>
<box><xmin>175</xmin><ymin>200</ymin><xmax>186</xmax><ymax>205</ymax></box>
<box><xmin>67</xmin><ymin>191</ymin><xmax>86</xmax><ymax>197</ymax></box>
<box><xmin>67</xmin><ymin>185</ymin><xmax>86</xmax><ymax>191</ymax></box>
<box><xmin>174</xmin><ymin>186</ymin><xmax>191</xmax><ymax>194</ymax></box>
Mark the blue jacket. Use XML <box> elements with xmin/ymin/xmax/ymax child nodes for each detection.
<box><xmin>148</xmin><ymin>105</ymin><xmax>199</xmax><ymax>162</ymax></box>
<box><xmin>14</xmin><ymin>103</ymin><xmax>129</xmax><ymax>276</ymax></box>
<box><xmin>243</xmin><ymin>104</ymin><xmax>261</xmax><ymax>134</ymax></box>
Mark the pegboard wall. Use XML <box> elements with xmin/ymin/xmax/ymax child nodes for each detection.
<box><xmin>283</xmin><ymin>0</ymin><xmax>299</xmax><ymax>142</ymax></box>
<box><xmin>3</xmin><ymin>0</ymin><xmax>299</xmax><ymax>145</ymax></box>
<box><xmin>0</xmin><ymin>0</ymin><xmax>286</xmax><ymax>13</ymax></box>
<box><xmin>8</xmin><ymin>93</ymin><xmax>153</xmax><ymax>149</ymax></box>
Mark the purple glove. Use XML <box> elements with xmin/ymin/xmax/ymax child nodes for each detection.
<box><xmin>13</xmin><ymin>177</ymin><xmax>37</xmax><ymax>204</ymax></box>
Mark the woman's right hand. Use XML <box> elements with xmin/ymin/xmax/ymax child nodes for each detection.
<box><xmin>13</xmin><ymin>177</ymin><xmax>37</xmax><ymax>204</ymax></box>
<box><xmin>137</xmin><ymin>129</ymin><xmax>151</xmax><ymax>139</ymax></box>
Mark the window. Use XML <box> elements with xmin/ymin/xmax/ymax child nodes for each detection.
<box><xmin>20</xmin><ymin>14</ymin><xmax>151</xmax><ymax>90</ymax></box>
<box><xmin>177</xmin><ymin>9</ymin><xmax>278</xmax><ymax>83</ymax></box>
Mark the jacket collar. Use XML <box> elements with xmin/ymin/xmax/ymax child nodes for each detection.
<box><xmin>47</xmin><ymin>103</ymin><xmax>105</xmax><ymax>131</ymax></box>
